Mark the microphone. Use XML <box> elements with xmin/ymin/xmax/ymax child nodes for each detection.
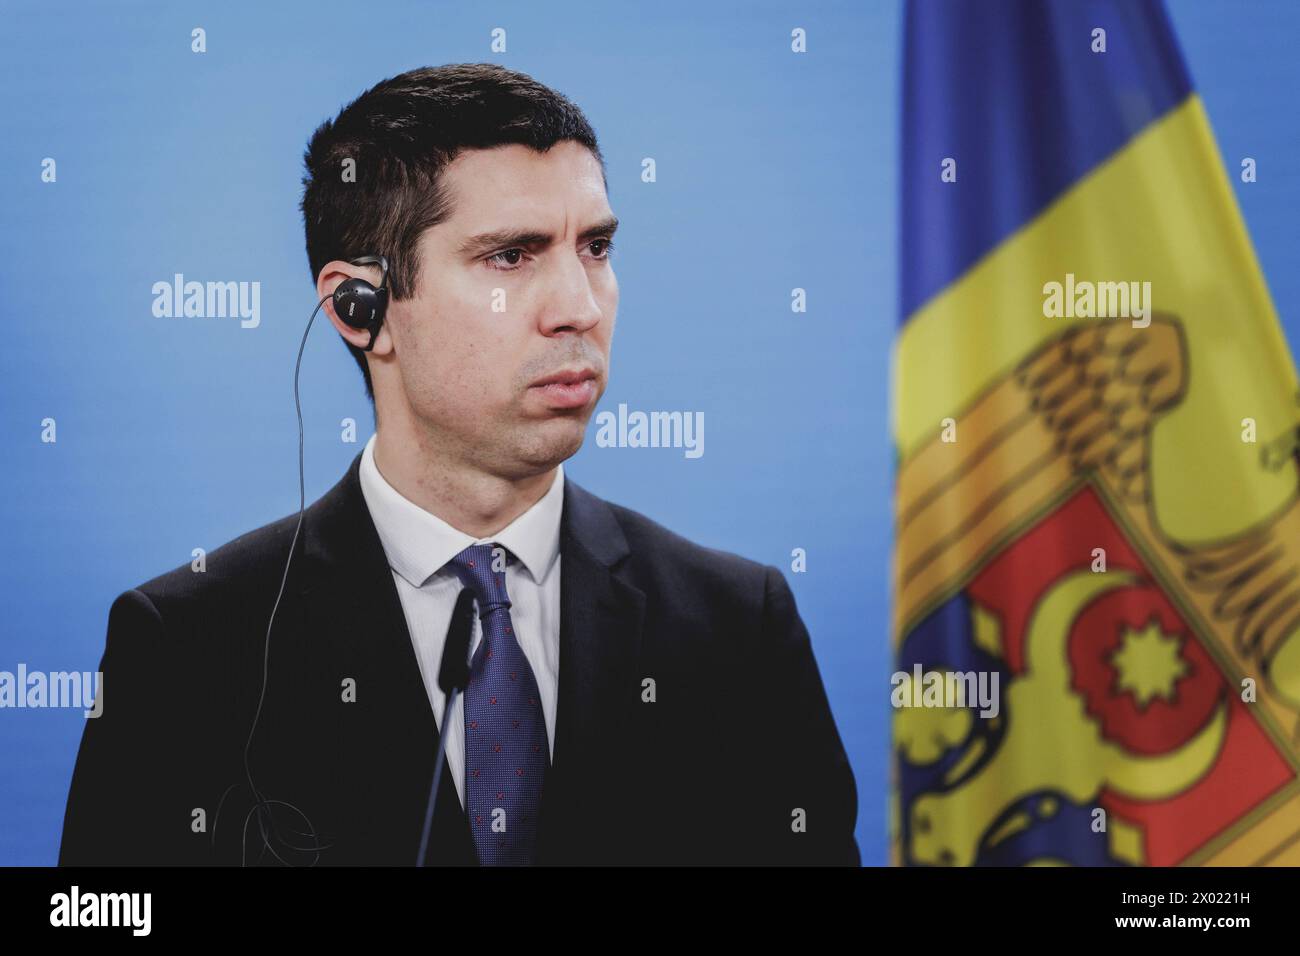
<box><xmin>416</xmin><ymin>587</ymin><xmax>477</xmax><ymax>866</ymax></box>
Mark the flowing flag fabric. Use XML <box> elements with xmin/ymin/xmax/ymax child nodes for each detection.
<box><xmin>892</xmin><ymin>0</ymin><xmax>1300</xmax><ymax>866</ymax></box>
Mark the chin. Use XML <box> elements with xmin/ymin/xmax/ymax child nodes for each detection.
<box><xmin>516</xmin><ymin>420</ymin><xmax>586</xmax><ymax>469</ymax></box>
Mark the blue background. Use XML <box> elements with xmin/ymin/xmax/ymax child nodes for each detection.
<box><xmin>0</xmin><ymin>0</ymin><xmax>1296</xmax><ymax>866</ymax></box>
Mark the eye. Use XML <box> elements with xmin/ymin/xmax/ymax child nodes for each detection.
<box><xmin>587</xmin><ymin>238</ymin><xmax>615</xmax><ymax>260</ymax></box>
<box><xmin>486</xmin><ymin>248</ymin><xmax>526</xmax><ymax>271</ymax></box>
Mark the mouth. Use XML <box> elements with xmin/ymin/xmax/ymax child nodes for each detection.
<box><xmin>528</xmin><ymin>367</ymin><xmax>599</xmax><ymax>409</ymax></box>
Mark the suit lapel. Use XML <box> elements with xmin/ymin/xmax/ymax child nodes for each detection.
<box><xmin>537</xmin><ymin>480</ymin><xmax>646</xmax><ymax>864</ymax></box>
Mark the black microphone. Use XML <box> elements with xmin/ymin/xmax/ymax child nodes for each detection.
<box><xmin>416</xmin><ymin>587</ymin><xmax>477</xmax><ymax>866</ymax></box>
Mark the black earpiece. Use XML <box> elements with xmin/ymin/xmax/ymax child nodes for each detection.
<box><xmin>332</xmin><ymin>254</ymin><xmax>389</xmax><ymax>351</ymax></box>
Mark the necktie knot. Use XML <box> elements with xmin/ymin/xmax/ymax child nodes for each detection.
<box><xmin>446</xmin><ymin>543</ymin><xmax>512</xmax><ymax>619</ymax></box>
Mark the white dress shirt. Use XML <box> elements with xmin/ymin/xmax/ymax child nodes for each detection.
<box><xmin>357</xmin><ymin>433</ymin><xmax>563</xmax><ymax>809</ymax></box>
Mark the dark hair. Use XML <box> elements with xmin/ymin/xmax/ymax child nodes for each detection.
<box><xmin>300</xmin><ymin>63</ymin><xmax>606</xmax><ymax>401</ymax></box>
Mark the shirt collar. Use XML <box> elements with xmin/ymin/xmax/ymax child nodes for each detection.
<box><xmin>357</xmin><ymin>432</ymin><xmax>564</xmax><ymax>589</ymax></box>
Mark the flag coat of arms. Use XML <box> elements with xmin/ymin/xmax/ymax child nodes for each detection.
<box><xmin>893</xmin><ymin>0</ymin><xmax>1300</xmax><ymax>866</ymax></box>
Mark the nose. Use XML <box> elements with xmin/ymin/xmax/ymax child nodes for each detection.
<box><xmin>536</xmin><ymin>249</ymin><xmax>606</xmax><ymax>336</ymax></box>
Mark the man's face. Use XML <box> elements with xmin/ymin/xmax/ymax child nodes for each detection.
<box><xmin>387</xmin><ymin>141</ymin><xmax>617</xmax><ymax>479</ymax></box>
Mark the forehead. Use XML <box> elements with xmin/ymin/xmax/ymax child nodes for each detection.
<box><xmin>438</xmin><ymin>141</ymin><xmax>610</xmax><ymax>227</ymax></box>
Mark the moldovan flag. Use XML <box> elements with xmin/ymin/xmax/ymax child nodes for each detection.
<box><xmin>892</xmin><ymin>0</ymin><xmax>1300</xmax><ymax>865</ymax></box>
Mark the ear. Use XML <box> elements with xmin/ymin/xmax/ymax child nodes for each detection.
<box><xmin>316</xmin><ymin>259</ymin><xmax>394</xmax><ymax>356</ymax></box>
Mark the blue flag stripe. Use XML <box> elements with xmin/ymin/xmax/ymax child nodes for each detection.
<box><xmin>900</xmin><ymin>0</ymin><xmax>1193</xmax><ymax>321</ymax></box>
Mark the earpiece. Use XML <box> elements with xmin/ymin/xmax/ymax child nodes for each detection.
<box><xmin>332</xmin><ymin>254</ymin><xmax>390</xmax><ymax>351</ymax></box>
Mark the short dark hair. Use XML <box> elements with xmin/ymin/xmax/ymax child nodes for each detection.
<box><xmin>300</xmin><ymin>63</ymin><xmax>606</xmax><ymax>401</ymax></box>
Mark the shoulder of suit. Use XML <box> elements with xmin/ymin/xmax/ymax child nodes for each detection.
<box><xmin>590</xmin><ymin>490</ymin><xmax>781</xmax><ymax>606</ymax></box>
<box><xmin>123</xmin><ymin>505</ymin><xmax>310</xmax><ymax>623</ymax></box>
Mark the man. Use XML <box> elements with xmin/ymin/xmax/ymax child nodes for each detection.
<box><xmin>60</xmin><ymin>63</ymin><xmax>858</xmax><ymax>866</ymax></box>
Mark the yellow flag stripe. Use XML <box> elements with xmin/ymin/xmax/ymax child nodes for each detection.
<box><xmin>893</xmin><ymin>96</ymin><xmax>1299</xmax><ymax>543</ymax></box>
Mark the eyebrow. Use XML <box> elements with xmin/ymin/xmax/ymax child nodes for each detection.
<box><xmin>456</xmin><ymin>216</ymin><xmax>620</xmax><ymax>258</ymax></box>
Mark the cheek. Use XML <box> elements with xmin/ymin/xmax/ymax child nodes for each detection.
<box><xmin>598</xmin><ymin>286</ymin><xmax>618</xmax><ymax>343</ymax></box>
<box><xmin>405</xmin><ymin>320</ymin><xmax>514</xmax><ymax>412</ymax></box>
<box><xmin>398</xmin><ymin>286</ymin><xmax>493</xmax><ymax>377</ymax></box>
<box><xmin>598</xmin><ymin>275</ymin><xmax>619</xmax><ymax>334</ymax></box>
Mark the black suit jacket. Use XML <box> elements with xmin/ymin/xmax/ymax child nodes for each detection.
<box><xmin>60</xmin><ymin>452</ymin><xmax>859</xmax><ymax>866</ymax></box>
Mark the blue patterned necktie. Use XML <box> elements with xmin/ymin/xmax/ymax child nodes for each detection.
<box><xmin>444</xmin><ymin>542</ymin><xmax>549</xmax><ymax>865</ymax></box>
